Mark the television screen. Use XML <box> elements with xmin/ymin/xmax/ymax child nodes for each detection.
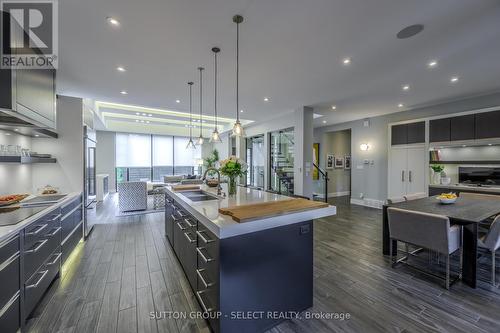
<box><xmin>459</xmin><ymin>167</ymin><xmax>500</xmax><ymax>186</ymax></box>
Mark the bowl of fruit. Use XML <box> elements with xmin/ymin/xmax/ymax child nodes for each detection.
<box><xmin>437</xmin><ymin>193</ymin><xmax>458</xmax><ymax>204</ymax></box>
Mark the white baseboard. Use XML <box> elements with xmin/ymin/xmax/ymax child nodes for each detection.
<box><xmin>350</xmin><ymin>198</ymin><xmax>384</xmax><ymax>209</ymax></box>
<box><xmin>313</xmin><ymin>191</ymin><xmax>350</xmax><ymax>199</ymax></box>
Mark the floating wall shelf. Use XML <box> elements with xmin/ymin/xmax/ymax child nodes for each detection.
<box><xmin>0</xmin><ymin>156</ymin><xmax>57</xmax><ymax>164</ymax></box>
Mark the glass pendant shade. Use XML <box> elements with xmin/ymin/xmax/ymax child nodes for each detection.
<box><xmin>186</xmin><ymin>138</ymin><xmax>196</xmax><ymax>149</ymax></box>
<box><xmin>196</xmin><ymin>135</ymin><xmax>204</xmax><ymax>145</ymax></box>
<box><xmin>232</xmin><ymin>120</ymin><xmax>245</xmax><ymax>137</ymax></box>
<box><xmin>210</xmin><ymin>129</ymin><xmax>222</xmax><ymax>143</ymax></box>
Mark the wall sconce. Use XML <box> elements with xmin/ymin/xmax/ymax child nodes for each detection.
<box><xmin>360</xmin><ymin>143</ymin><xmax>370</xmax><ymax>151</ymax></box>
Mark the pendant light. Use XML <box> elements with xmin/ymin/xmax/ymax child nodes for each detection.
<box><xmin>210</xmin><ymin>47</ymin><xmax>222</xmax><ymax>143</ymax></box>
<box><xmin>186</xmin><ymin>81</ymin><xmax>196</xmax><ymax>149</ymax></box>
<box><xmin>231</xmin><ymin>15</ymin><xmax>245</xmax><ymax>137</ymax></box>
<box><xmin>196</xmin><ymin>67</ymin><xmax>205</xmax><ymax>146</ymax></box>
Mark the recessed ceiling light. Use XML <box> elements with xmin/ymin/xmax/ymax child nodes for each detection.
<box><xmin>120</xmin><ymin>90</ymin><xmax>128</xmax><ymax>95</ymax></box>
<box><xmin>116</xmin><ymin>66</ymin><xmax>126</xmax><ymax>72</ymax></box>
<box><xmin>106</xmin><ymin>17</ymin><xmax>120</xmax><ymax>27</ymax></box>
<box><xmin>488</xmin><ymin>143</ymin><xmax>493</xmax><ymax>146</ymax></box>
<box><xmin>142</xmin><ymin>113</ymin><xmax>146</xmax><ymax>116</ymax></box>
<box><xmin>322</xmin><ymin>120</ymin><xmax>327</xmax><ymax>124</ymax></box>
<box><xmin>450</xmin><ymin>76</ymin><xmax>459</xmax><ymax>83</ymax></box>
<box><xmin>428</xmin><ymin>60</ymin><xmax>438</xmax><ymax>68</ymax></box>
<box><xmin>5</xmin><ymin>133</ymin><xmax>11</xmax><ymax>136</ymax></box>
<box><xmin>240</xmin><ymin>109</ymin><xmax>244</xmax><ymax>113</ymax></box>
<box><xmin>148</xmin><ymin>114</ymin><xmax>152</xmax><ymax>117</ymax></box>
<box><xmin>135</xmin><ymin>119</ymin><xmax>139</xmax><ymax>122</ymax></box>
<box><xmin>331</xmin><ymin>105</ymin><xmax>337</xmax><ymax>110</ymax></box>
<box><xmin>263</xmin><ymin>97</ymin><xmax>269</xmax><ymax>102</ymax></box>
<box><xmin>398</xmin><ymin>103</ymin><xmax>404</xmax><ymax>108</ymax></box>
<box><xmin>402</xmin><ymin>84</ymin><xmax>410</xmax><ymax>91</ymax></box>
<box><xmin>342</xmin><ymin>57</ymin><xmax>351</xmax><ymax>65</ymax></box>
<box><xmin>135</xmin><ymin>112</ymin><xmax>140</xmax><ymax>115</ymax></box>
<box><xmin>34</xmin><ymin>134</ymin><xmax>39</xmax><ymax>137</ymax></box>
<box><xmin>176</xmin><ymin>99</ymin><xmax>180</xmax><ymax>103</ymax></box>
<box><xmin>14</xmin><ymin>128</ymin><xmax>19</xmax><ymax>131</ymax></box>
<box><xmin>146</xmin><ymin>121</ymin><xmax>150</xmax><ymax>124</ymax></box>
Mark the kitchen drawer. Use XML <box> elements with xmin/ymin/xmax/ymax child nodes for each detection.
<box><xmin>61</xmin><ymin>204</ymin><xmax>83</xmax><ymax>242</ymax></box>
<box><xmin>24</xmin><ymin>248</ymin><xmax>61</xmax><ymax>317</ymax></box>
<box><xmin>24</xmin><ymin>225</ymin><xmax>61</xmax><ymax>280</ymax></box>
<box><xmin>0</xmin><ymin>291</ymin><xmax>20</xmax><ymax>333</ymax></box>
<box><xmin>0</xmin><ymin>235</ymin><xmax>19</xmax><ymax>268</ymax></box>
<box><xmin>0</xmin><ymin>246</ymin><xmax>20</xmax><ymax>310</ymax></box>
<box><xmin>62</xmin><ymin>221</ymin><xmax>83</xmax><ymax>264</ymax></box>
<box><xmin>24</xmin><ymin>211</ymin><xmax>61</xmax><ymax>250</ymax></box>
<box><xmin>61</xmin><ymin>195</ymin><xmax>82</xmax><ymax>217</ymax></box>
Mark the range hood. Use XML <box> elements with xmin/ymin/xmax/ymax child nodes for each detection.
<box><xmin>0</xmin><ymin>109</ymin><xmax>58</xmax><ymax>138</ymax></box>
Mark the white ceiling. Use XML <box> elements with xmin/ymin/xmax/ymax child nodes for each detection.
<box><xmin>57</xmin><ymin>0</ymin><xmax>500</xmax><ymax>131</ymax></box>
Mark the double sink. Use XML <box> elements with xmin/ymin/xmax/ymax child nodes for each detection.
<box><xmin>179</xmin><ymin>190</ymin><xmax>220</xmax><ymax>202</ymax></box>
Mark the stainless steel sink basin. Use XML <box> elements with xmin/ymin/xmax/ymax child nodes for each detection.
<box><xmin>179</xmin><ymin>190</ymin><xmax>219</xmax><ymax>202</ymax></box>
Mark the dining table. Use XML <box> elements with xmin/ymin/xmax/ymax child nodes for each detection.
<box><xmin>382</xmin><ymin>194</ymin><xmax>500</xmax><ymax>288</ymax></box>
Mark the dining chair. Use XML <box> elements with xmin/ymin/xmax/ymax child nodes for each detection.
<box><xmin>387</xmin><ymin>196</ymin><xmax>406</xmax><ymax>204</ymax></box>
<box><xmin>387</xmin><ymin>207</ymin><xmax>462</xmax><ymax>289</ymax></box>
<box><xmin>478</xmin><ymin>216</ymin><xmax>500</xmax><ymax>286</ymax></box>
<box><xmin>404</xmin><ymin>192</ymin><xmax>427</xmax><ymax>201</ymax></box>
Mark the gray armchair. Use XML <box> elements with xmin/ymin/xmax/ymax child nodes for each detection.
<box><xmin>387</xmin><ymin>207</ymin><xmax>462</xmax><ymax>289</ymax></box>
<box><xmin>117</xmin><ymin>181</ymin><xmax>147</xmax><ymax>212</ymax></box>
<box><xmin>478</xmin><ymin>216</ymin><xmax>500</xmax><ymax>286</ymax></box>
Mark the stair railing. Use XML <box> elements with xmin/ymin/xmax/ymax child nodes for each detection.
<box><xmin>313</xmin><ymin>163</ymin><xmax>329</xmax><ymax>203</ymax></box>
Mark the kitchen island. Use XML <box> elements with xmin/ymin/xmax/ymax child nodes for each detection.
<box><xmin>164</xmin><ymin>185</ymin><xmax>336</xmax><ymax>333</ymax></box>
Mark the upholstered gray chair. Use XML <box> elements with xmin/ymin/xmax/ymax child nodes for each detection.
<box><xmin>404</xmin><ymin>192</ymin><xmax>427</xmax><ymax>201</ymax></box>
<box><xmin>117</xmin><ymin>181</ymin><xmax>147</xmax><ymax>212</ymax></box>
<box><xmin>478</xmin><ymin>216</ymin><xmax>500</xmax><ymax>286</ymax></box>
<box><xmin>387</xmin><ymin>196</ymin><xmax>406</xmax><ymax>204</ymax></box>
<box><xmin>387</xmin><ymin>207</ymin><xmax>462</xmax><ymax>289</ymax></box>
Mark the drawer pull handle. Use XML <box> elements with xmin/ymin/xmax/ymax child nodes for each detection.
<box><xmin>184</xmin><ymin>232</ymin><xmax>196</xmax><ymax>243</ymax></box>
<box><xmin>196</xmin><ymin>269</ymin><xmax>213</xmax><ymax>288</ymax></box>
<box><xmin>26</xmin><ymin>239</ymin><xmax>48</xmax><ymax>253</ymax></box>
<box><xmin>184</xmin><ymin>218</ymin><xmax>196</xmax><ymax>228</ymax></box>
<box><xmin>176</xmin><ymin>222</ymin><xmax>187</xmax><ymax>231</ymax></box>
<box><xmin>196</xmin><ymin>230</ymin><xmax>214</xmax><ymax>244</ymax></box>
<box><xmin>171</xmin><ymin>214</ymin><xmax>181</xmax><ymax>222</ymax></box>
<box><xmin>46</xmin><ymin>227</ymin><xmax>61</xmax><ymax>237</ymax></box>
<box><xmin>0</xmin><ymin>291</ymin><xmax>20</xmax><ymax>318</ymax></box>
<box><xmin>0</xmin><ymin>252</ymin><xmax>19</xmax><ymax>272</ymax></box>
<box><xmin>196</xmin><ymin>247</ymin><xmax>213</xmax><ymax>263</ymax></box>
<box><xmin>46</xmin><ymin>253</ymin><xmax>62</xmax><ymax>266</ymax></box>
<box><xmin>26</xmin><ymin>224</ymin><xmax>48</xmax><ymax>236</ymax></box>
<box><xmin>196</xmin><ymin>290</ymin><xmax>214</xmax><ymax>312</ymax></box>
<box><xmin>26</xmin><ymin>270</ymin><xmax>49</xmax><ymax>289</ymax></box>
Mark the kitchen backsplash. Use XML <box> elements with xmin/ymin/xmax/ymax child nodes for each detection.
<box><xmin>0</xmin><ymin>130</ymin><xmax>33</xmax><ymax>195</ymax></box>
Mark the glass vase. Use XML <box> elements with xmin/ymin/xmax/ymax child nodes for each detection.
<box><xmin>228</xmin><ymin>176</ymin><xmax>237</xmax><ymax>196</ymax></box>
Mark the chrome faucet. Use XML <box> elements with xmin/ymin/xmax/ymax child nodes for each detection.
<box><xmin>202</xmin><ymin>167</ymin><xmax>223</xmax><ymax>196</ymax></box>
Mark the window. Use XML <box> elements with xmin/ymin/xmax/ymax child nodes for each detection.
<box><xmin>115</xmin><ymin>133</ymin><xmax>202</xmax><ymax>187</ymax></box>
<box><xmin>269</xmin><ymin>128</ymin><xmax>294</xmax><ymax>195</ymax></box>
<box><xmin>246</xmin><ymin>135</ymin><xmax>265</xmax><ymax>188</ymax></box>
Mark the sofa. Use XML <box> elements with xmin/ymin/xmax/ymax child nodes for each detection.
<box><xmin>117</xmin><ymin>181</ymin><xmax>148</xmax><ymax>212</ymax></box>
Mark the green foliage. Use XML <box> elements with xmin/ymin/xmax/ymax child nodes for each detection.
<box><xmin>204</xmin><ymin>149</ymin><xmax>219</xmax><ymax>168</ymax></box>
<box><xmin>219</xmin><ymin>156</ymin><xmax>248</xmax><ymax>178</ymax></box>
<box><xmin>430</xmin><ymin>164</ymin><xmax>445</xmax><ymax>173</ymax></box>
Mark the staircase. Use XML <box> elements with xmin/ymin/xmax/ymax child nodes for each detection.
<box><xmin>271</xmin><ymin>144</ymin><xmax>295</xmax><ymax>195</ymax></box>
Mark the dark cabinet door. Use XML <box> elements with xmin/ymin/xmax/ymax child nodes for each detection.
<box><xmin>450</xmin><ymin>115</ymin><xmax>475</xmax><ymax>141</ymax></box>
<box><xmin>407</xmin><ymin>121</ymin><xmax>425</xmax><ymax>144</ymax></box>
<box><xmin>391</xmin><ymin>124</ymin><xmax>408</xmax><ymax>145</ymax></box>
<box><xmin>475</xmin><ymin>110</ymin><xmax>500</xmax><ymax>139</ymax></box>
<box><xmin>429</xmin><ymin>118</ymin><xmax>451</xmax><ymax>142</ymax></box>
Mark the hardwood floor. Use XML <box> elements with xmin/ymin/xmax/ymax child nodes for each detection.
<box><xmin>25</xmin><ymin>195</ymin><xmax>500</xmax><ymax>333</ymax></box>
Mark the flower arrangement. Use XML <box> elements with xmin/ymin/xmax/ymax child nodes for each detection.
<box><xmin>219</xmin><ymin>156</ymin><xmax>247</xmax><ymax>195</ymax></box>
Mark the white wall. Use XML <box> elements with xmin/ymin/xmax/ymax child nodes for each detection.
<box><xmin>32</xmin><ymin>95</ymin><xmax>84</xmax><ymax>194</ymax></box>
<box><xmin>315</xmin><ymin>92</ymin><xmax>500</xmax><ymax>204</ymax></box>
<box><xmin>96</xmin><ymin>131</ymin><xmax>116</xmax><ymax>192</ymax></box>
<box><xmin>0</xmin><ymin>130</ymin><xmax>32</xmax><ymax>195</ymax></box>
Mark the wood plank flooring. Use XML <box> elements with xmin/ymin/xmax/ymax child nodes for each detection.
<box><xmin>25</xmin><ymin>195</ymin><xmax>500</xmax><ymax>333</ymax></box>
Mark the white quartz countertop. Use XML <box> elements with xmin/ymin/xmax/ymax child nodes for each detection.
<box><xmin>165</xmin><ymin>185</ymin><xmax>336</xmax><ymax>239</ymax></box>
<box><xmin>0</xmin><ymin>192</ymin><xmax>82</xmax><ymax>242</ymax></box>
<box><xmin>429</xmin><ymin>184</ymin><xmax>500</xmax><ymax>193</ymax></box>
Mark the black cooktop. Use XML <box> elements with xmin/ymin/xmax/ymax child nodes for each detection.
<box><xmin>0</xmin><ymin>206</ymin><xmax>47</xmax><ymax>227</ymax></box>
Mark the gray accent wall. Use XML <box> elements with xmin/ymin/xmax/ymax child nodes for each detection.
<box><xmin>314</xmin><ymin>92</ymin><xmax>500</xmax><ymax>203</ymax></box>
